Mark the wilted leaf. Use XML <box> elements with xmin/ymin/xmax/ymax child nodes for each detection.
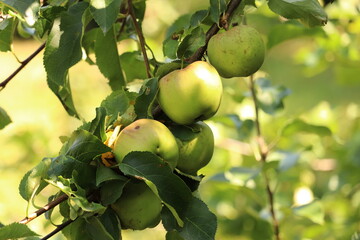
<box><xmin>267</xmin><ymin>0</ymin><xmax>328</xmax><ymax>27</ymax></box>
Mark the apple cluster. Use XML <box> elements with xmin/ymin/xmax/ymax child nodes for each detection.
<box><xmin>108</xmin><ymin>24</ymin><xmax>265</xmax><ymax>231</ymax></box>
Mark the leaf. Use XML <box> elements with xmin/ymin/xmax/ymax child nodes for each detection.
<box><xmin>281</xmin><ymin>119</ymin><xmax>332</xmax><ymax>137</ymax></box>
<box><xmin>86</xmin><ymin>216</ymin><xmax>115</xmax><ymax>240</ymax></box>
<box><xmin>19</xmin><ymin>158</ymin><xmax>51</xmax><ymax>201</ymax></box>
<box><xmin>163</xmin><ymin>37</ymin><xmax>180</xmax><ymax>59</ymax></box>
<box><xmin>100</xmin><ymin>179</ymin><xmax>128</xmax><ymax>206</ymax></box>
<box><xmin>190</xmin><ymin>10</ymin><xmax>209</xmax><ymax>28</ymax></box>
<box><xmin>166</xmin><ymin>230</ymin><xmax>185</xmax><ymax>240</ymax></box>
<box><xmin>60</xmin><ymin>129</ymin><xmax>111</xmax><ymax>163</ymax></box>
<box><xmin>162</xmin><ymin>197</ymin><xmax>217</xmax><ymax>240</ymax></box>
<box><xmin>267</xmin><ymin>0</ymin><xmax>328</xmax><ymax>27</ymax></box>
<box><xmin>212</xmin><ymin>114</ymin><xmax>254</xmax><ymax>140</ymax></box>
<box><xmin>0</xmin><ymin>18</ymin><xmax>15</xmax><ymax>52</ymax></box>
<box><xmin>277</xmin><ymin>151</ymin><xmax>300</xmax><ymax>172</ymax></box>
<box><xmin>208</xmin><ymin>167</ymin><xmax>260</xmax><ymax>186</ymax></box>
<box><xmin>0</xmin><ymin>106</ymin><xmax>12</xmax><ymax>129</ymax></box>
<box><xmin>90</xmin><ymin>0</ymin><xmax>122</xmax><ymax>33</ymax></box>
<box><xmin>0</xmin><ymin>222</ymin><xmax>39</xmax><ymax>239</ymax></box>
<box><xmin>34</xmin><ymin>6</ymin><xmax>65</xmax><ymax>38</ymax></box>
<box><xmin>96</xmin><ymin>164</ymin><xmax>128</xmax><ymax>186</ymax></box>
<box><xmin>94</xmin><ymin>26</ymin><xmax>126</xmax><ymax>90</ymax></box>
<box><xmin>98</xmin><ymin>208</ymin><xmax>122</xmax><ymax>240</ymax></box>
<box><xmin>292</xmin><ymin>200</ymin><xmax>325</xmax><ymax>224</ymax></box>
<box><xmin>132</xmin><ymin>0</ymin><xmax>146</xmax><ymax>21</ymax></box>
<box><xmin>1</xmin><ymin>0</ymin><xmax>37</xmax><ymax>17</ymax></box>
<box><xmin>119</xmin><ymin>51</ymin><xmax>148</xmax><ymax>82</ymax></box>
<box><xmin>100</xmin><ymin>89</ymin><xmax>136</xmax><ymax>125</ymax></box>
<box><xmin>256</xmin><ymin>78</ymin><xmax>291</xmax><ymax>115</ymax></box>
<box><xmin>209</xmin><ymin>0</ymin><xmax>227</xmax><ymax>24</ymax></box>
<box><xmin>267</xmin><ymin>22</ymin><xmax>326</xmax><ymax>49</ymax></box>
<box><xmin>134</xmin><ymin>78</ymin><xmax>158</xmax><ymax>119</ymax></box>
<box><xmin>43</xmin><ymin>2</ymin><xmax>89</xmax><ymax>118</ymax></box>
<box><xmin>351</xmin><ymin>232</ymin><xmax>360</xmax><ymax>240</ymax></box>
<box><xmin>177</xmin><ymin>27</ymin><xmax>206</xmax><ymax>59</ymax></box>
<box><xmin>165</xmin><ymin>14</ymin><xmax>191</xmax><ymax>39</ymax></box>
<box><xmin>119</xmin><ymin>152</ymin><xmax>193</xmax><ymax>219</ymax></box>
<box><xmin>155</xmin><ymin>61</ymin><xmax>182</xmax><ymax>79</ymax></box>
<box><xmin>62</xmin><ymin>218</ymin><xmax>93</xmax><ymax>240</ymax></box>
<box><xmin>86</xmin><ymin>107</ymin><xmax>107</xmax><ymax>142</ymax></box>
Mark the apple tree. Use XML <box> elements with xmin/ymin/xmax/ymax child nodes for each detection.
<box><xmin>1</xmin><ymin>0</ymin><xmax>357</xmax><ymax>240</ymax></box>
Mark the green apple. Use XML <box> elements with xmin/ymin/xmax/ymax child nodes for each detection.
<box><xmin>157</xmin><ymin>61</ymin><xmax>223</xmax><ymax>125</ymax></box>
<box><xmin>169</xmin><ymin>121</ymin><xmax>214</xmax><ymax>175</ymax></box>
<box><xmin>207</xmin><ymin>25</ymin><xmax>265</xmax><ymax>78</ymax></box>
<box><xmin>113</xmin><ymin>119</ymin><xmax>179</xmax><ymax>170</ymax></box>
<box><xmin>111</xmin><ymin>180</ymin><xmax>162</xmax><ymax>230</ymax></box>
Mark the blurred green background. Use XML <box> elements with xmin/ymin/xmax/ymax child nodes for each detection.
<box><xmin>1</xmin><ymin>0</ymin><xmax>360</xmax><ymax>239</ymax></box>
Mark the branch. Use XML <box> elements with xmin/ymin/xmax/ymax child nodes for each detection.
<box><xmin>0</xmin><ymin>43</ymin><xmax>45</xmax><ymax>90</ymax></box>
<box><xmin>186</xmin><ymin>0</ymin><xmax>242</xmax><ymax>63</ymax></box>
<box><xmin>19</xmin><ymin>194</ymin><xmax>68</xmax><ymax>225</ymax></box>
<box><xmin>128</xmin><ymin>0</ymin><xmax>152</xmax><ymax>78</ymax></box>
<box><xmin>249</xmin><ymin>75</ymin><xmax>281</xmax><ymax>240</ymax></box>
<box><xmin>41</xmin><ymin>218</ymin><xmax>75</xmax><ymax>240</ymax></box>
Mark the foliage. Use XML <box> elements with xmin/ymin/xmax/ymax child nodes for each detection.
<box><xmin>1</xmin><ymin>0</ymin><xmax>360</xmax><ymax>240</ymax></box>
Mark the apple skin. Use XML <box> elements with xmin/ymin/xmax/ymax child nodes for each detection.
<box><xmin>169</xmin><ymin>121</ymin><xmax>214</xmax><ymax>175</ymax></box>
<box><xmin>113</xmin><ymin>119</ymin><xmax>179</xmax><ymax>170</ymax></box>
<box><xmin>207</xmin><ymin>25</ymin><xmax>265</xmax><ymax>78</ymax></box>
<box><xmin>158</xmin><ymin>61</ymin><xmax>223</xmax><ymax>125</ymax></box>
<box><xmin>111</xmin><ymin>180</ymin><xmax>162</xmax><ymax>230</ymax></box>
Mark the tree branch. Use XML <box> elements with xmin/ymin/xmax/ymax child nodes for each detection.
<box><xmin>41</xmin><ymin>218</ymin><xmax>75</xmax><ymax>240</ymax></box>
<box><xmin>19</xmin><ymin>194</ymin><xmax>68</xmax><ymax>225</ymax></box>
<box><xmin>249</xmin><ymin>75</ymin><xmax>281</xmax><ymax>240</ymax></box>
<box><xmin>186</xmin><ymin>0</ymin><xmax>242</xmax><ymax>63</ymax></box>
<box><xmin>0</xmin><ymin>43</ymin><xmax>45</xmax><ymax>90</ymax></box>
<box><xmin>128</xmin><ymin>0</ymin><xmax>152</xmax><ymax>78</ymax></box>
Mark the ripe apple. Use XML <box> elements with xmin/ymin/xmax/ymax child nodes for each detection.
<box><xmin>157</xmin><ymin>61</ymin><xmax>223</xmax><ymax>125</ymax></box>
<box><xmin>207</xmin><ymin>25</ymin><xmax>265</xmax><ymax>78</ymax></box>
<box><xmin>113</xmin><ymin>119</ymin><xmax>179</xmax><ymax>170</ymax></box>
<box><xmin>111</xmin><ymin>180</ymin><xmax>162</xmax><ymax>230</ymax></box>
<box><xmin>169</xmin><ymin>121</ymin><xmax>214</xmax><ymax>175</ymax></box>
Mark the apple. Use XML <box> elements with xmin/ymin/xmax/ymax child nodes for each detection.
<box><xmin>207</xmin><ymin>25</ymin><xmax>265</xmax><ymax>78</ymax></box>
<box><xmin>113</xmin><ymin>119</ymin><xmax>179</xmax><ymax>170</ymax></box>
<box><xmin>169</xmin><ymin>121</ymin><xmax>214</xmax><ymax>175</ymax></box>
<box><xmin>111</xmin><ymin>180</ymin><xmax>162</xmax><ymax>230</ymax></box>
<box><xmin>157</xmin><ymin>61</ymin><xmax>223</xmax><ymax>125</ymax></box>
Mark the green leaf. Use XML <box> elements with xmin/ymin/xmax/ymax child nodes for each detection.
<box><xmin>86</xmin><ymin>216</ymin><xmax>115</xmax><ymax>240</ymax></box>
<box><xmin>19</xmin><ymin>158</ymin><xmax>51</xmax><ymax>201</ymax></box>
<box><xmin>212</xmin><ymin>114</ymin><xmax>254</xmax><ymax>140</ymax></box>
<box><xmin>132</xmin><ymin>0</ymin><xmax>146</xmax><ymax>21</ymax></box>
<box><xmin>166</xmin><ymin>230</ymin><xmax>185</xmax><ymax>240</ymax></box>
<box><xmin>0</xmin><ymin>18</ymin><xmax>15</xmax><ymax>52</ymax></box>
<box><xmin>162</xmin><ymin>197</ymin><xmax>217</xmax><ymax>240</ymax></box>
<box><xmin>62</xmin><ymin>218</ymin><xmax>93</xmax><ymax>240</ymax></box>
<box><xmin>177</xmin><ymin>27</ymin><xmax>206</xmax><ymax>59</ymax></box>
<box><xmin>119</xmin><ymin>51</ymin><xmax>148</xmax><ymax>82</ymax></box>
<box><xmin>0</xmin><ymin>106</ymin><xmax>12</xmax><ymax>129</ymax></box>
<box><xmin>163</xmin><ymin>37</ymin><xmax>180</xmax><ymax>59</ymax></box>
<box><xmin>1</xmin><ymin>0</ymin><xmax>37</xmax><ymax>17</ymax></box>
<box><xmin>43</xmin><ymin>2</ymin><xmax>89</xmax><ymax>118</ymax></box>
<box><xmin>208</xmin><ymin>167</ymin><xmax>260</xmax><ymax>186</ymax></box>
<box><xmin>165</xmin><ymin>14</ymin><xmax>191</xmax><ymax>39</ymax></box>
<box><xmin>292</xmin><ymin>200</ymin><xmax>325</xmax><ymax>224</ymax></box>
<box><xmin>90</xmin><ymin>0</ymin><xmax>122</xmax><ymax>33</ymax></box>
<box><xmin>190</xmin><ymin>10</ymin><xmax>209</xmax><ymax>28</ymax></box>
<box><xmin>96</xmin><ymin>164</ymin><xmax>128</xmax><ymax>186</ymax></box>
<box><xmin>256</xmin><ymin>78</ymin><xmax>291</xmax><ymax>115</ymax></box>
<box><xmin>277</xmin><ymin>151</ymin><xmax>300</xmax><ymax>172</ymax></box>
<box><xmin>155</xmin><ymin>61</ymin><xmax>182</xmax><ymax>79</ymax></box>
<box><xmin>267</xmin><ymin>0</ymin><xmax>328</xmax><ymax>27</ymax></box>
<box><xmin>119</xmin><ymin>152</ymin><xmax>193</xmax><ymax>219</ymax></box>
<box><xmin>100</xmin><ymin>89</ymin><xmax>135</xmax><ymax>125</ymax></box>
<box><xmin>0</xmin><ymin>222</ymin><xmax>39</xmax><ymax>239</ymax></box>
<box><xmin>98</xmin><ymin>208</ymin><xmax>122</xmax><ymax>240</ymax></box>
<box><xmin>209</xmin><ymin>0</ymin><xmax>227</xmax><ymax>24</ymax></box>
<box><xmin>86</xmin><ymin>107</ymin><xmax>107</xmax><ymax>142</ymax></box>
<box><xmin>100</xmin><ymin>179</ymin><xmax>128</xmax><ymax>206</ymax></box>
<box><xmin>267</xmin><ymin>22</ymin><xmax>326</xmax><ymax>49</ymax></box>
<box><xmin>60</xmin><ymin>129</ymin><xmax>111</xmax><ymax>163</ymax></box>
<box><xmin>134</xmin><ymin>78</ymin><xmax>158</xmax><ymax>119</ymax></box>
<box><xmin>34</xmin><ymin>6</ymin><xmax>65</xmax><ymax>38</ymax></box>
<box><xmin>281</xmin><ymin>119</ymin><xmax>332</xmax><ymax>137</ymax></box>
<box><xmin>351</xmin><ymin>232</ymin><xmax>360</xmax><ymax>240</ymax></box>
<box><xmin>94</xmin><ymin>26</ymin><xmax>126</xmax><ymax>90</ymax></box>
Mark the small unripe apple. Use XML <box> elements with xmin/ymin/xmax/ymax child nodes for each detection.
<box><xmin>111</xmin><ymin>180</ymin><xmax>162</xmax><ymax>230</ymax></box>
<box><xmin>158</xmin><ymin>61</ymin><xmax>223</xmax><ymax>125</ymax></box>
<box><xmin>169</xmin><ymin>121</ymin><xmax>214</xmax><ymax>175</ymax></box>
<box><xmin>113</xmin><ymin>119</ymin><xmax>179</xmax><ymax>170</ymax></box>
<box><xmin>207</xmin><ymin>25</ymin><xmax>265</xmax><ymax>78</ymax></box>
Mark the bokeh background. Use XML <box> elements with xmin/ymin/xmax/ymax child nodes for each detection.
<box><xmin>1</xmin><ymin>0</ymin><xmax>360</xmax><ymax>239</ymax></box>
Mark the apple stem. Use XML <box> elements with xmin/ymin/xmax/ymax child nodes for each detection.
<box><xmin>249</xmin><ymin>75</ymin><xmax>281</xmax><ymax>240</ymax></box>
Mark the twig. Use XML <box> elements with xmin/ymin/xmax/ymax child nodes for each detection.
<box><xmin>128</xmin><ymin>0</ymin><xmax>152</xmax><ymax>78</ymax></box>
<box><xmin>186</xmin><ymin>0</ymin><xmax>242</xmax><ymax>63</ymax></box>
<box><xmin>41</xmin><ymin>218</ymin><xmax>75</xmax><ymax>240</ymax></box>
<box><xmin>249</xmin><ymin>75</ymin><xmax>281</xmax><ymax>240</ymax></box>
<box><xmin>19</xmin><ymin>194</ymin><xmax>68</xmax><ymax>224</ymax></box>
<box><xmin>0</xmin><ymin>43</ymin><xmax>45</xmax><ymax>90</ymax></box>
